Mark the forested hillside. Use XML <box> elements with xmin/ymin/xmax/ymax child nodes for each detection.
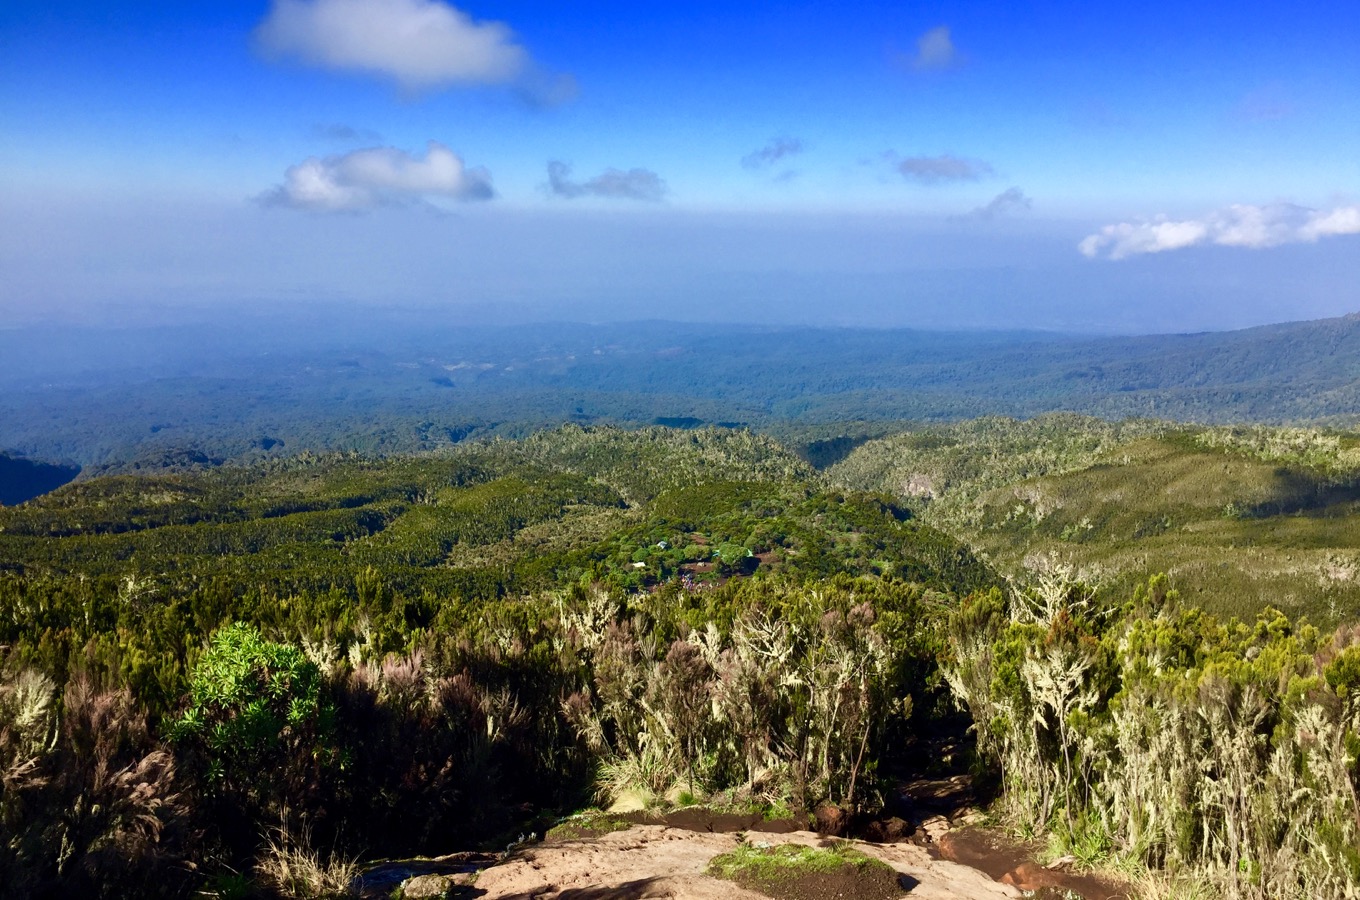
<box><xmin>5</xmin><ymin>313</ymin><xmax>1360</xmax><ymax>472</ymax></box>
<box><xmin>0</xmin><ymin>426</ymin><xmax>993</xmax><ymax>897</ymax></box>
<box><xmin>830</xmin><ymin>415</ymin><xmax>1360</xmax><ymax>625</ymax></box>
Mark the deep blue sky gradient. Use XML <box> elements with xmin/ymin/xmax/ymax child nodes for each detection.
<box><xmin>1</xmin><ymin>1</ymin><xmax>1357</xmax><ymax>331</ymax></box>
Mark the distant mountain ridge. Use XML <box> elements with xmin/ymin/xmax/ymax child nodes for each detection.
<box><xmin>2</xmin><ymin>311</ymin><xmax>1359</xmax><ymax>470</ymax></box>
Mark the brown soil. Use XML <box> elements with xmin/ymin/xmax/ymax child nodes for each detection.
<box><xmin>890</xmin><ymin>773</ymin><xmax>1129</xmax><ymax>899</ymax></box>
<box><xmin>882</xmin><ymin>724</ymin><xmax>1130</xmax><ymax>900</ymax></box>
<box><xmin>616</xmin><ymin>806</ymin><xmax>807</xmax><ymax>835</ymax></box>
<box><xmin>936</xmin><ymin>828</ymin><xmax>1129</xmax><ymax>900</ymax></box>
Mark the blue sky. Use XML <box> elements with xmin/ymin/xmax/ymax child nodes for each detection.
<box><xmin>1</xmin><ymin>1</ymin><xmax>1357</xmax><ymax>332</ymax></box>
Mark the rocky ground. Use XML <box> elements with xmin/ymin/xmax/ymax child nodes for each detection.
<box><xmin>371</xmin><ymin>824</ymin><xmax>1022</xmax><ymax>900</ymax></box>
<box><xmin>359</xmin><ymin>811</ymin><xmax>1128</xmax><ymax>900</ymax></box>
<box><xmin>358</xmin><ymin>730</ymin><xmax>1130</xmax><ymax>900</ymax></box>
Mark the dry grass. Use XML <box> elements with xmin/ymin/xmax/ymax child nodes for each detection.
<box><xmin>255</xmin><ymin>826</ymin><xmax>359</xmax><ymax>899</ymax></box>
<box><xmin>1129</xmin><ymin>870</ymin><xmax>1224</xmax><ymax>900</ymax></box>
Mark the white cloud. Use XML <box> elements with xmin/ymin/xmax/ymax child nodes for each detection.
<box><xmin>546</xmin><ymin>161</ymin><xmax>667</xmax><ymax>201</ymax></box>
<box><xmin>1080</xmin><ymin>203</ymin><xmax>1360</xmax><ymax>260</ymax></box>
<box><xmin>262</xmin><ymin>141</ymin><xmax>493</xmax><ymax>212</ymax></box>
<box><xmin>255</xmin><ymin>0</ymin><xmax>535</xmax><ymax>91</ymax></box>
<box><xmin>896</xmin><ymin>153</ymin><xmax>993</xmax><ymax>184</ymax></box>
<box><xmin>1302</xmin><ymin>206</ymin><xmax>1360</xmax><ymax>240</ymax></box>
<box><xmin>911</xmin><ymin>25</ymin><xmax>958</xmax><ymax>70</ymax></box>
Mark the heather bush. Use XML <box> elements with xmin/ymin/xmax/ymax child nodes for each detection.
<box><xmin>566</xmin><ymin>578</ymin><xmax>929</xmax><ymax>810</ymax></box>
<box><xmin>945</xmin><ymin>568</ymin><xmax>1360</xmax><ymax>899</ymax></box>
<box><xmin>323</xmin><ymin>650</ymin><xmax>534</xmax><ymax>855</ymax></box>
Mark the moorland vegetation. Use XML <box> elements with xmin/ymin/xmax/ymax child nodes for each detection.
<box><xmin>2</xmin><ymin>421</ymin><xmax>1359</xmax><ymax>898</ymax></box>
<box><xmin>833</xmin><ymin>414</ymin><xmax>1360</xmax><ymax>625</ymax></box>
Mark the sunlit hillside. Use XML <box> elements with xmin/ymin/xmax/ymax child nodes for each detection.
<box><xmin>832</xmin><ymin>416</ymin><xmax>1360</xmax><ymax>625</ymax></box>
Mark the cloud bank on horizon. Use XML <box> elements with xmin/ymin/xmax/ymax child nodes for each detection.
<box><xmin>1081</xmin><ymin>203</ymin><xmax>1360</xmax><ymax>260</ymax></box>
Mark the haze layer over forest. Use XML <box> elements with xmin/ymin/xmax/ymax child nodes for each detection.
<box><xmin>4</xmin><ymin>312</ymin><xmax>1360</xmax><ymax>478</ymax></box>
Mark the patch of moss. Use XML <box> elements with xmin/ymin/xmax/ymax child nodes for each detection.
<box><xmin>698</xmin><ymin>794</ymin><xmax>799</xmax><ymax>822</ymax></box>
<box><xmin>707</xmin><ymin>841</ymin><xmax>900</xmax><ymax>900</ymax></box>
<box><xmin>543</xmin><ymin>812</ymin><xmax>631</xmax><ymax>842</ymax></box>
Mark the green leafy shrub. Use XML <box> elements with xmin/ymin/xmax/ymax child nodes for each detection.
<box><xmin>172</xmin><ymin>623</ymin><xmax>326</xmax><ymax>782</ymax></box>
<box><xmin>171</xmin><ymin>623</ymin><xmax>332</xmax><ymax>856</ymax></box>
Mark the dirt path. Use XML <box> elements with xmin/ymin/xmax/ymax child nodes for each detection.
<box><xmin>937</xmin><ymin>828</ymin><xmax>1127</xmax><ymax>900</ymax></box>
<box><xmin>360</xmin><ymin>812</ymin><xmax>1126</xmax><ymax>900</ymax></box>
<box><xmin>874</xmin><ymin>723</ymin><xmax>1130</xmax><ymax>900</ymax></box>
<box><xmin>469</xmin><ymin>825</ymin><xmax>1021</xmax><ymax>900</ymax></box>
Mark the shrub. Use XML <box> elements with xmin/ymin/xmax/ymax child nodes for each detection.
<box><xmin>170</xmin><ymin>623</ymin><xmax>332</xmax><ymax>855</ymax></box>
<box><xmin>945</xmin><ymin>569</ymin><xmax>1360</xmax><ymax>899</ymax></box>
<box><xmin>565</xmin><ymin>579</ymin><xmax>921</xmax><ymax>811</ymax></box>
<box><xmin>0</xmin><ymin>672</ymin><xmax>189</xmax><ymax>899</ymax></box>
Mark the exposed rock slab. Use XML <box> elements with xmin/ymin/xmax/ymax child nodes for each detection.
<box><xmin>471</xmin><ymin>824</ymin><xmax>1019</xmax><ymax>900</ymax></box>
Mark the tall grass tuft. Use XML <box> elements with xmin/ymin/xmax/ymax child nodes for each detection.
<box><xmin>1</xmin><ymin>672</ymin><xmax>190</xmax><ymax>899</ymax></box>
<box><xmin>255</xmin><ymin>823</ymin><xmax>358</xmax><ymax>899</ymax></box>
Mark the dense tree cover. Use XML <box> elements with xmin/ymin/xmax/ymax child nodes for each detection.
<box><xmin>7</xmin><ymin>314</ymin><xmax>1360</xmax><ymax>473</ymax></box>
